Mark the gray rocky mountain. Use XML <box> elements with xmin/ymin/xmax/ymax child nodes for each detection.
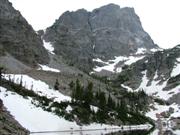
<box><xmin>43</xmin><ymin>4</ymin><xmax>158</xmax><ymax>72</ymax></box>
<box><xmin>0</xmin><ymin>0</ymin><xmax>49</xmax><ymax>67</ymax></box>
<box><xmin>0</xmin><ymin>0</ymin><xmax>179</xmax><ymax>131</ymax></box>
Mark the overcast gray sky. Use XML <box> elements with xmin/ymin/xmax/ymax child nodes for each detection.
<box><xmin>9</xmin><ymin>0</ymin><xmax>180</xmax><ymax>49</ymax></box>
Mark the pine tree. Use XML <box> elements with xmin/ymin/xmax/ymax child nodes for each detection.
<box><xmin>84</xmin><ymin>81</ymin><xmax>94</xmax><ymax>104</ymax></box>
<box><xmin>54</xmin><ymin>79</ymin><xmax>60</xmax><ymax>90</ymax></box>
<box><xmin>75</xmin><ymin>79</ymin><xmax>83</xmax><ymax>100</ymax></box>
<box><xmin>0</xmin><ymin>99</ymin><xmax>3</xmax><ymax>110</ymax></box>
<box><xmin>69</xmin><ymin>81</ymin><xmax>75</xmax><ymax>89</ymax></box>
<box><xmin>99</xmin><ymin>91</ymin><xmax>106</xmax><ymax>109</ymax></box>
<box><xmin>19</xmin><ymin>75</ymin><xmax>23</xmax><ymax>87</ymax></box>
<box><xmin>0</xmin><ymin>66</ymin><xmax>5</xmax><ymax>83</ymax></box>
<box><xmin>107</xmin><ymin>93</ymin><xmax>115</xmax><ymax>110</ymax></box>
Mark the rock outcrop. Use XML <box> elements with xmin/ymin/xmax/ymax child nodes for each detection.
<box><xmin>0</xmin><ymin>0</ymin><xmax>49</xmax><ymax>67</ymax></box>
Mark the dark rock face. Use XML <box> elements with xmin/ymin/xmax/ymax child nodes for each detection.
<box><xmin>0</xmin><ymin>0</ymin><xmax>49</xmax><ymax>67</ymax></box>
<box><xmin>43</xmin><ymin>4</ymin><xmax>157</xmax><ymax>72</ymax></box>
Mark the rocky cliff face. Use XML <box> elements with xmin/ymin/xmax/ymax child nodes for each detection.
<box><xmin>43</xmin><ymin>4</ymin><xmax>157</xmax><ymax>72</ymax></box>
<box><xmin>0</xmin><ymin>0</ymin><xmax>49</xmax><ymax>67</ymax></box>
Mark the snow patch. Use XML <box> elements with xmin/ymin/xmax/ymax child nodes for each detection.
<box><xmin>66</xmin><ymin>105</ymin><xmax>72</xmax><ymax>113</ymax></box>
<box><xmin>121</xmin><ymin>84</ymin><xmax>133</xmax><ymax>92</ymax></box>
<box><xmin>146</xmin><ymin>102</ymin><xmax>180</xmax><ymax>121</ymax></box>
<box><xmin>92</xmin><ymin>44</ymin><xmax>95</xmax><ymax>50</ymax></box>
<box><xmin>93</xmin><ymin>56</ymin><xmax>144</xmax><ymax>73</ymax></box>
<box><xmin>171</xmin><ymin>59</ymin><xmax>180</xmax><ymax>77</ymax></box>
<box><xmin>43</xmin><ymin>40</ymin><xmax>55</xmax><ymax>55</ymax></box>
<box><xmin>135</xmin><ymin>48</ymin><xmax>147</xmax><ymax>55</ymax></box>
<box><xmin>38</xmin><ymin>64</ymin><xmax>60</xmax><ymax>73</ymax></box>
<box><xmin>90</xmin><ymin>105</ymin><xmax>99</xmax><ymax>113</ymax></box>
<box><xmin>92</xmin><ymin>58</ymin><xmax>109</xmax><ymax>65</ymax></box>
<box><xmin>150</xmin><ymin>48</ymin><xmax>163</xmax><ymax>52</ymax></box>
<box><xmin>136</xmin><ymin>70</ymin><xmax>178</xmax><ymax>100</ymax></box>
<box><xmin>124</xmin><ymin>56</ymin><xmax>145</xmax><ymax>65</ymax></box>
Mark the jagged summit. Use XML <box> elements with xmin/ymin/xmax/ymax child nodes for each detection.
<box><xmin>43</xmin><ymin>3</ymin><xmax>157</xmax><ymax>72</ymax></box>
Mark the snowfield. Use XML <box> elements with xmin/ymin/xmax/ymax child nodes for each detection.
<box><xmin>0</xmin><ymin>87</ymin><xmax>151</xmax><ymax>135</ymax></box>
<box><xmin>43</xmin><ymin>40</ymin><xmax>55</xmax><ymax>55</ymax></box>
<box><xmin>93</xmin><ymin>55</ymin><xmax>144</xmax><ymax>73</ymax></box>
<box><xmin>3</xmin><ymin>74</ymin><xmax>70</xmax><ymax>103</ymax></box>
<box><xmin>38</xmin><ymin>64</ymin><xmax>60</xmax><ymax>73</ymax></box>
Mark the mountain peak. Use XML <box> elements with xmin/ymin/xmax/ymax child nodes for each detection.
<box><xmin>43</xmin><ymin>4</ymin><xmax>157</xmax><ymax>72</ymax></box>
<box><xmin>97</xmin><ymin>3</ymin><xmax>120</xmax><ymax>10</ymax></box>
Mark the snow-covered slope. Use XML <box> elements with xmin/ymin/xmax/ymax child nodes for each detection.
<box><xmin>92</xmin><ymin>47</ymin><xmax>163</xmax><ymax>74</ymax></box>
<box><xmin>0</xmin><ymin>86</ymin><xmax>151</xmax><ymax>135</ymax></box>
<box><xmin>136</xmin><ymin>71</ymin><xmax>179</xmax><ymax>100</ymax></box>
<box><xmin>3</xmin><ymin>74</ymin><xmax>70</xmax><ymax>103</ymax></box>
<box><xmin>0</xmin><ymin>87</ymin><xmax>120</xmax><ymax>134</ymax></box>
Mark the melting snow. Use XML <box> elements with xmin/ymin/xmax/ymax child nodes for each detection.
<box><xmin>121</xmin><ymin>84</ymin><xmax>133</xmax><ymax>92</ymax></box>
<box><xmin>150</xmin><ymin>48</ymin><xmax>163</xmax><ymax>52</ymax></box>
<box><xmin>124</xmin><ymin>56</ymin><xmax>144</xmax><ymax>65</ymax></box>
<box><xmin>38</xmin><ymin>64</ymin><xmax>60</xmax><ymax>73</ymax></box>
<box><xmin>171</xmin><ymin>58</ymin><xmax>180</xmax><ymax>77</ymax></box>
<box><xmin>90</xmin><ymin>105</ymin><xmax>99</xmax><ymax>113</ymax></box>
<box><xmin>135</xmin><ymin>48</ymin><xmax>147</xmax><ymax>55</ymax></box>
<box><xmin>43</xmin><ymin>40</ymin><xmax>55</xmax><ymax>55</ymax></box>
<box><xmin>146</xmin><ymin>103</ymin><xmax>180</xmax><ymax>121</ymax></box>
<box><xmin>3</xmin><ymin>74</ymin><xmax>70</xmax><ymax>103</ymax></box>
<box><xmin>66</xmin><ymin>105</ymin><xmax>72</xmax><ymax>113</ymax></box>
<box><xmin>92</xmin><ymin>58</ymin><xmax>109</xmax><ymax>64</ymax></box>
<box><xmin>93</xmin><ymin>56</ymin><xmax>144</xmax><ymax>73</ymax></box>
<box><xmin>136</xmin><ymin>71</ymin><xmax>179</xmax><ymax>100</ymax></box>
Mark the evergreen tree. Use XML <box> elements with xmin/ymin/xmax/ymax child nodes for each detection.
<box><xmin>74</xmin><ymin>79</ymin><xmax>83</xmax><ymax>100</ymax></box>
<box><xmin>0</xmin><ymin>66</ymin><xmax>5</xmax><ymax>83</ymax></box>
<box><xmin>84</xmin><ymin>81</ymin><xmax>94</xmax><ymax>104</ymax></box>
<box><xmin>69</xmin><ymin>81</ymin><xmax>75</xmax><ymax>89</ymax></box>
<box><xmin>107</xmin><ymin>93</ymin><xmax>115</xmax><ymax>110</ymax></box>
<box><xmin>99</xmin><ymin>91</ymin><xmax>106</xmax><ymax>109</ymax></box>
<box><xmin>117</xmin><ymin>99</ymin><xmax>128</xmax><ymax>123</ymax></box>
<box><xmin>54</xmin><ymin>79</ymin><xmax>60</xmax><ymax>90</ymax></box>
<box><xmin>19</xmin><ymin>75</ymin><xmax>23</xmax><ymax>87</ymax></box>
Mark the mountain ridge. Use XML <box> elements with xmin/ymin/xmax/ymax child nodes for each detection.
<box><xmin>0</xmin><ymin>0</ymin><xmax>49</xmax><ymax>67</ymax></box>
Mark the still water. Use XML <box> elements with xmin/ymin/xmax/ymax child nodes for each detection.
<box><xmin>30</xmin><ymin>128</ymin><xmax>180</xmax><ymax>135</ymax></box>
